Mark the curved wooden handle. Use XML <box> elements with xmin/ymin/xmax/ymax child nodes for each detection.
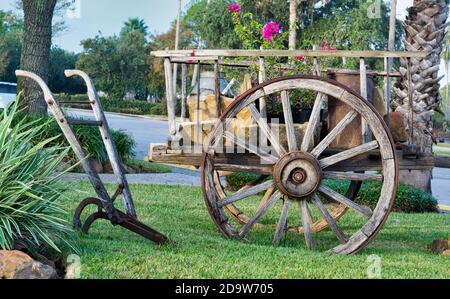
<box><xmin>65</xmin><ymin>69</ymin><xmax>97</xmax><ymax>100</ymax></box>
<box><xmin>15</xmin><ymin>70</ymin><xmax>53</xmax><ymax>101</ymax></box>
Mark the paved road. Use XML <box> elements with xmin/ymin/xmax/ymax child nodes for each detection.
<box><xmin>66</xmin><ymin>109</ymin><xmax>449</xmax><ymax>207</ymax></box>
<box><xmin>65</xmin><ymin>109</ymin><xmax>169</xmax><ymax>159</ymax></box>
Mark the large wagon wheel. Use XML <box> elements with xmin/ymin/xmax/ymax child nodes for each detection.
<box><xmin>201</xmin><ymin>75</ymin><xmax>397</xmax><ymax>254</ymax></box>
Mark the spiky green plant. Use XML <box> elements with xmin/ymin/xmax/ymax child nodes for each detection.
<box><xmin>0</xmin><ymin>101</ymin><xmax>74</xmax><ymax>252</ymax></box>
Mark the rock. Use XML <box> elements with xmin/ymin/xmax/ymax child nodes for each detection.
<box><xmin>91</xmin><ymin>159</ymin><xmax>104</xmax><ymax>174</ymax></box>
<box><xmin>430</xmin><ymin>240</ymin><xmax>449</xmax><ymax>254</ymax></box>
<box><xmin>0</xmin><ymin>250</ymin><xmax>58</xmax><ymax>279</ymax></box>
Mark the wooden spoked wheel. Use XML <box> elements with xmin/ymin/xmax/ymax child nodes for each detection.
<box><xmin>201</xmin><ymin>75</ymin><xmax>398</xmax><ymax>254</ymax></box>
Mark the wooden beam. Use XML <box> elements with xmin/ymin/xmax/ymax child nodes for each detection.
<box><xmin>152</xmin><ymin>49</ymin><xmax>429</xmax><ymax>59</ymax></box>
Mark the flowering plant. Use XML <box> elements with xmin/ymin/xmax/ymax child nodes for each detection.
<box><xmin>228</xmin><ymin>4</ymin><xmax>241</xmax><ymax>14</ymax></box>
<box><xmin>226</xmin><ymin>4</ymin><xmax>338</xmax><ymax>108</ymax></box>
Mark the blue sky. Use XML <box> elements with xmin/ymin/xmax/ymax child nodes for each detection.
<box><xmin>0</xmin><ymin>0</ymin><xmax>412</xmax><ymax>53</ymax></box>
<box><xmin>0</xmin><ymin>0</ymin><xmax>188</xmax><ymax>52</ymax></box>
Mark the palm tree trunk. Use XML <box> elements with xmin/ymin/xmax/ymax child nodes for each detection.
<box><xmin>18</xmin><ymin>0</ymin><xmax>57</xmax><ymax>115</ymax></box>
<box><xmin>394</xmin><ymin>0</ymin><xmax>449</xmax><ymax>192</ymax></box>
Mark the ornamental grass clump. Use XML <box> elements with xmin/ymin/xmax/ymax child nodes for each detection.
<box><xmin>0</xmin><ymin>101</ymin><xmax>74</xmax><ymax>252</ymax></box>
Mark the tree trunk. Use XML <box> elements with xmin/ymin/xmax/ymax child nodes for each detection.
<box><xmin>393</xmin><ymin>0</ymin><xmax>449</xmax><ymax>192</ymax></box>
<box><xmin>18</xmin><ymin>0</ymin><xmax>57</xmax><ymax>115</ymax></box>
<box><xmin>289</xmin><ymin>0</ymin><xmax>297</xmax><ymax>50</ymax></box>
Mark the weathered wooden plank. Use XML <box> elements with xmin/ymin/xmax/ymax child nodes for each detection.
<box><xmin>164</xmin><ymin>58</ymin><xmax>177</xmax><ymax>136</ymax></box>
<box><xmin>151</xmin><ymin>49</ymin><xmax>429</xmax><ymax>59</ymax></box>
<box><xmin>181</xmin><ymin>64</ymin><xmax>188</xmax><ymax>121</ymax></box>
<box><xmin>319</xmin><ymin>184</ymin><xmax>373</xmax><ymax>218</ymax></box>
<box><xmin>434</xmin><ymin>154</ymin><xmax>450</xmax><ymax>168</ymax></box>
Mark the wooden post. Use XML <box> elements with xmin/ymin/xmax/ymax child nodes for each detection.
<box><xmin>407</xmin><ymin>57</ymin><xmax>414</xmax><ymax>142</ymax></box>
<box><xmin>164</xmin><ymin>58</ymin><xmax>177</xmax><ymax>137</ymax></box>
<box><xmin>214</xmin><ymin>60</ymin><xmax>221</xmax><ymax>116</ymax></box>
<box><xmin>259</xmin><ymin>48</ymin><xmax>267</xmax><ymax>119</ymax></box>
<box><xmin>384</xmin><ymin>0</ymin><xmax>396</xmax><ymax>128</ymax></box>
<box><xmin>195</xmin><ymin>61</ymin><xmax>202</xmax><ymax>153</ymax></box>
<box><xmin>172</xmin><ymin>0</ymin><xmax>182</xmax><ymax>96</ymax></box>
<box><xmin>313</xmin><ymin>45</ymin><xmax>320</xmax><ymax>76</ymax></box>
<box><xmin>289</xmin><ymin>0</ymin><xmax>298</xmax><ymax>50</ymax></box>
<box><xmin>360</xmin><ymin>58</ymin><xmax>370</xmax><ymax>142</ymax></box>
<box><xmin>181</xmin><ymin>63</ymin><xmax>187</xmax><ymax>121</ymax></box>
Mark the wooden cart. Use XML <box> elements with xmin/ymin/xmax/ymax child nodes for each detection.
<box><xmin>151</xmin><ymin>49</ymin><xmax>432</xmax><ymax>254</ymax></box>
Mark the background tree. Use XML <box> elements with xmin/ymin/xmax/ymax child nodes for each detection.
<box><xmin>18</xmin><ymin>0</ymin><xmax>58</xmax><ymax>115</ymax></box>
<box><xmin>77</xmin><ymin>20</ymin><xmax>150</xmax><ymax>99</ymax></box>
<box><xmin>121</xmin><ymin>17</ymin><xmax>149</xmax><ymax>37</ymax></box>
<box><xmin>48</xmin><ymin>46</ymin><xmax>85</xmax><ymax>94</ymax></box>
<box><xmin>0</xmin><ymin>10</ymin><xmax>23</xmax><ymax>83</ymax></box>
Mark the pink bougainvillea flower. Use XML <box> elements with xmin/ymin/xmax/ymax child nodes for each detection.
<box><xmin>328</xmin><ymin>46</ymin><xmax>337</xmax><ymax>50</ymax></box>
<box><xmin>262</xmin><ymin>21</ymin><xmax>280</xmax><ymax>42</ymax></box>
<box><xmin>296</xmin><ymin>55</ymin><xmax>305</xmax><ymax>61</ymax></box>
<box><xmin>228</xmin><ymin>4</ymin><xmax>241</xmax><ymax>14</ymax></box>
<box><xmin>322</xmin><ymin>40</ymin><xmax>328</xmax><ymax>47</ymax></box>
<box><xmin>188</xmin><ymin>51</ymin><xmax>196</xmax><ymax>63</ymax></box>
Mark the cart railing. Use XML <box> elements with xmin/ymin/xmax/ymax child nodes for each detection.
<box><xmin>151</xmin><ymin>49</ymin><xmax>429</xmax><ymax>149</ymax></box>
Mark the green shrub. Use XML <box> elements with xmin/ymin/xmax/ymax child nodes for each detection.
<box><xmin>14</xmin><ymin>114</ymin><xmax>135</xmax><ymax>164</ymax></box>
<box><xmin>54</xmin><ymin>94</ymin><xmax>156</xmax><ymax>115</ymax></box>
<box><xmin>225</xmin><ymin>173</ymin><xmax>438</xmax><ymax>213</ymax></box>
<box><xmin>0</xmin><ymin>102</ymin><xmax>74</xmax><ymax>252</ymax></box>
<box><xmin>149</xmin><ymin>103</ymin><xmax>167</xmax><ymax>116</ymax></box>
<box><xmin>226</xmin><ymin>172</ymin><xmax>261</xmax><ymax>191</ymax></box>
<box><xmin>324</xmin><ymin>179</ymin><xmax>438</xmax><ymax>213</ymax></box>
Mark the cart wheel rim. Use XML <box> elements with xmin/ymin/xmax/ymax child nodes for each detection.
<box><xmin>201</xmin><ymin>75</ymin><xmax>398</xmax><ymax>254</ymax></box>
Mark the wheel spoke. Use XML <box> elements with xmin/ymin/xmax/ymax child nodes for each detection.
<box><xmin>318</xmin><ymin>184</ymin><xmax>373</xmax><ymax>218</ymax></box>
<box><xmin>239</xmin><ymin>190</ymin><xmax>282</xmax><ymax>237</ymax></box>
<box><xmin>311</xmin><ymin>193</ymin><xmax>348</xmax><ymax>244</ymax></box>
<box><xmin>301</xmin><ymin>93</ymin><xmax>326</xmax><ymax>152</ymax></box>
<box><xmin>311</xmin><ymin>110</ymin><xmax>358</xmax><ymax>157</ymax></box>
<box><xmin>281</xmin><ymin>91</ymin><xmax>297</xmax><ymax>151</ymax></box>
<box><xmin>257</xmin><ymin>187</ymin><xmax>275</xmax><ymax>211</ymax></box>
<box><xmin>300</xmin><ymin>199</ymin><xmax>314</xmax><ymax>250</ymax></box>
<box><xmin>218</xmin><ymin>180</ymin><xmax>274</xmax><ymax>208</ymax></box>
<box><xmin>323</xmin><ymin>171</ymin><xmax>383</xmax><ymax>182</ymax></box>
<box><xmin>319</xmin><ymin>140</ymin><xmax>379</xmax><ymax>169</ymax></box>
<box><xmin>248</xmin><ymin>103</ymin><xmax>286</xmax><ymax>156</ymax></box>
<box><xmin>223</xmin><ymin>131</ymin><xmax>278</xmax><ymax>164</ymax></box>
<box><xmin>273</xmin><ymin>197</ymin><xmax>292</xmax><ymax>245</ymax></box>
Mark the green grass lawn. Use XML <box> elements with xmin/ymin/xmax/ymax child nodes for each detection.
<box><xmin>434</xmin><ymin>143</ymin><xmax>450</xmax><ymax>156</ymax></box>
<box><xmin>63</xmin><ymin>182</ymin><xmax>449</xmax><ymax>279</ymax></box>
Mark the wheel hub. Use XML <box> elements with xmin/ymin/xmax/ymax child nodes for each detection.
<box><xmin>273</xmin><ymin>151</ymin><xmax>322</xmax><ymax>199</ymax></box>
